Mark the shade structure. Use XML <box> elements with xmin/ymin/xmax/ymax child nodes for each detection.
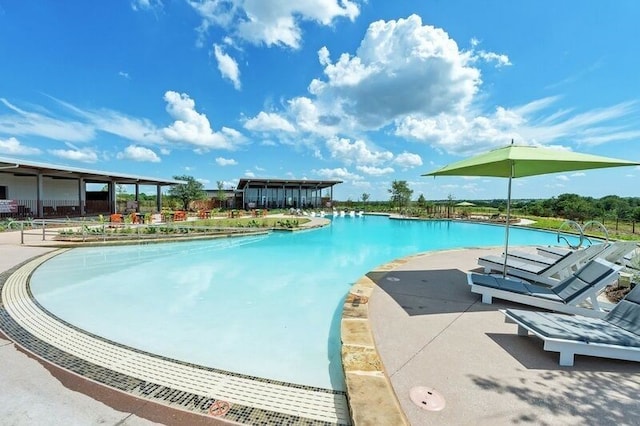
<box><xmin>455</xmin><ymin>201</ymin><xmax>475</xmax><ymax>207</ymax></box>
<box><xmin>423</xmin><ymin>144</ymin><xmax>640</xmax><ymax>277</ymax></box>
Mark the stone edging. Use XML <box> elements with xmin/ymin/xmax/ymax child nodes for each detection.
<box><xmin>340</xmin><ymin>255</ymin><xmax>418</xmax><ymax>425</ymax></box>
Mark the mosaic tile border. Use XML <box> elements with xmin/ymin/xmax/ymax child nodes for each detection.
<box><xmin>0</xmin><ymin>251</ymin><xmax>350</xmax><ymax>426</ymax></box>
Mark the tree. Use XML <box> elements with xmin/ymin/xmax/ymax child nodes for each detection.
<box><xmin>168</xmin><ymin>175</ymin><xmax>205</xmax><ymax>211</ymax></box>
<box><xmin>216</xmin><ymin>181</ymin><xmax>227</xmax><ymax>210</ymax></box>
<box><xmin>416</xmin><ymin>194</ymin><xmax>427</xmax><ymax>208</ymax></box>
<box><xmin>361</xmin><ymin>193</ymin><xmax>370</xmax><ymax>210</ymax></box>
<box><xmin>388</xmin><ymin>180</ymin><xmax>413</xmax><ymax>214</ymax></box>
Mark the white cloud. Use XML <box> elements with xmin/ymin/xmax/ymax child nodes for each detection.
<box><xmin>397</xmin><ymin>98</ymin><xmax>640</xmax><ymax>154</ymax></box>
<box><xmin>244</xmin><ymin>111</ymin><xmax>296</xmax><ymax>132</ymax></box>
<box><xmin>244</xmin><ymin>171</ymin><xmax>256</xmax><ymax>178</ymax></box>
<box><xmin>356</xmin><ymin>165</ymin><xmax>394</xmax><ymax>176</ymax></box>
<box><xmin>116</xmin><ymin>145</ymin><xmax>161</xmax><ymax>162</ymax></box>
<box><xmin>308</xmin><ymin>14</ymin><xmax>482</xmax><ymax>129</ymax></box>
<box><xmin>213</xmin><ymin>44</ymin><xmax>241</xmax><ymax>90</ymax></box>
<box><xmin>197</xmin><ymin>178</ymin><xmax>210</xmax><ymax>185</ymax></box>
<box><xmin>474</xmin><ymin>50</ymin><xmax>511</xmax><ymax>67</ymax></box>
<box><xmin>162</xmin><ymin>91</ymin><xmax>244</xmax><ymax>150</ymax></box>
<box><xmin>556</xmin><ymin>175</ymin><xmax>569</xmax><ymax>181</ymax></box>
<box><xmin>188</xmin><ymin>0</ymin><xmax>360</xmax><ymax>49</ymax></box>
<box><xmin>0</xmin><ymin>98</ymin><xmax>95</xmax><ymax>142</ymax></box>
<box><xmin>215</xmin><ymin>157</ymin><xmax>238</xmax><ymax>166</ymax></box>
<box><xmin>131</xmin><ymin>0</ymin><xmax>162</xmax><ymax>12</ymax></box>
<box><xmin>49</xmin><ymin>147</ymin><xmax>98</xmax><ymax>163</ymax></box>
<box><xmin>53</xmin><ymin>98</ymin><xmax>164</xmax><ymax>144</ymax></box>
<box><xmin>118</xmin><ymin>71</ymin><xmax>131</xmax><ymax>79</ymax></box>
<box><xmin>326</xmin><ymin>137</ymin><xmax>393</xmax><ymax>165</ymax></box>
<box><xmin>393</xmin><ymin>152</ymin><xmax>423</xmax><ymax>169</ymax></box>
<box><xmin>313</xmin><ymin>167</ymin><xmax>362</xmax><ymax>181</ymax></box>
<box><xmin>0</xmin><ymin>137</ymin><xmax>42</xmax><ymax>155</ymax></box>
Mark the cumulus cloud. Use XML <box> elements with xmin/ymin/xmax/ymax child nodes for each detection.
<box><xmin>244</xmin><ymin>111</ymin><xmax>296</xmax><ymax>132</ymax></box>
<box><xmin>326</xmin><ymin>137</ymin><xmax>393</xmax><ymax>165</ymax></box>
<box><xmin>244</xmin><ymin>171</ymin><xmax>256</xmax><ymax>178</ymax></box>
<box><xmin>0</xmin><ymin>137</ymin><xmax>42</xmax><ymax>155</ymax></box>
<box><xmin>162</xmin><ymin>91</ymin><xmax>244</xmax><ymax>150</ymax></box>
<box><xmin>313</xmin><ymin>167</ymin><xmax>362</xmax><ymax>181</ymax></box>
<box><xmin>49</xmin><ymin>146</ymin><xmax>98</xmax><ymax>163</ymax></box>
<box><xmin>215</xmin><ymin>156</ymin><xmax>238</xmax><ymax>166</ymax></box>
<box><xmin>213</xmin><ymin>44</ymin><xmax>241</xmax><ymax>90</ymax></box>
<box><xmin>188</xmin><ymin>0</ymin><xmax>360</xmax><ymax>49</ymax></box>
<box><xmin>356</xmin><ymin>165</ymin><xmax>394</xmax><ymax>176</ymax></box>
<box><xmin>116</xmin><ymin>145</ymin><xmax>161</xmax><ymax>162</ymax></box>
<box><xmin>308</xmin><ymin>14</ymin><xmax>482</xmax><ymax>129</ymax></box>
<box><xmin>393</xmin><ymin>152</ymin><xmax>423</xmax><ymax>169</ymax></box>
<box><xmin>244</xmin><ymin>13</ymin><xmax>514</xmax><ymax>150</ymax></box>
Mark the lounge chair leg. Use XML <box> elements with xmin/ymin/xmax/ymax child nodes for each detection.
<box><xmin>481</xmin><ymin>294</ymin><xmax>493</xmax><ymax>304</ymax></box>
<box><xmin>559</xmin><ymin>351</ymin><xmax>575</xmax><ymax>366</ymax></box>
<box><xmin>516</xmin><ymin>325</ymin><xmax>528</xmax><ymax>336</ymax></box>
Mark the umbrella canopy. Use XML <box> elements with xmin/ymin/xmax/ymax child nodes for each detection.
<box><xmin>455</xmin><ymin>201</ymin><xmax>475</xmax><ymax>207</ymax></box>
<box><xmin>424</xmin><ymin>144</ymin><xmax>640</xmax><ymax>276</ymax></box>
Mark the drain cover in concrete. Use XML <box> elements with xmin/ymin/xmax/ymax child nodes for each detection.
<box><xmin>409</xmin><ymin>386</ymin><xmax>445</xmax><ymax>411</ymax></box>
<box><xmin>386</xmin><ymin>276</ymin><xmax>400</xmax><ymax>282</ymax></box>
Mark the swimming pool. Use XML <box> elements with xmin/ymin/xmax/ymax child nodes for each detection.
<box><xmin>29</xmin><ymin>216</ymin><xmax>563</xmax><ymax>392</ymax></box>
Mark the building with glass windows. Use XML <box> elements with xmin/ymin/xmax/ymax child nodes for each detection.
<box><xmin>234</xmin><ymin>178</ymin><xmax>342</xmax><ymax>210</ymax></box>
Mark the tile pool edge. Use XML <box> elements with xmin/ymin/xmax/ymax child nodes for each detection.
<box><xmin>0</xmin><ymin>250</ymin><xmax>351</xmax><ymax>426</ymax></box>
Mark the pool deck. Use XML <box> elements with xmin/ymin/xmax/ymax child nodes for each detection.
<box><xmin>1</xmin><ymin>227</ymin><xmax>639</xmax><ymax>425</ymax></box>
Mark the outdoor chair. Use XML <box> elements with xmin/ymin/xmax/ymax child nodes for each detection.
<box><xmin>477</xmin><ymin>243</ymin><xmax>608</xmax><ymax>285</ymax></box>
<box><xmin>467</xmin><ymin>258</ymin><xmax>623</xmax><ymax>318</ymax></box>
<box><xmin>502</xmin><ymin>283</ymin><xmax>640</xmax><ymax>366</ymax></box>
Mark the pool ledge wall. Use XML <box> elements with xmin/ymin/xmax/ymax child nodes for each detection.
<box><xmin>341</xmin><ymin>256</ymin><xmax>413</xmax><ymax>426</ymax></box>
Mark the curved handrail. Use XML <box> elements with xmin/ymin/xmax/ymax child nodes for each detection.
<box><xmin>582</xmin><ymin>220</ymin><xmax>609</xmax><ymax>243</ymax></box>
<box><xmin>557</xmin><ymin>220</ymin><xmax>584</xmax><ymax>249</ymax></box>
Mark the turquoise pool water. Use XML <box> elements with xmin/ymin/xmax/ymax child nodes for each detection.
<box><xmin>30</xmin><ymin>216</ymin><xmax>563</xmax><ymax>391</ymax></box>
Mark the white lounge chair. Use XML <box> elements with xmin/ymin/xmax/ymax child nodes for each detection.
<box><xmin>467</xmin><ymin>258</ymin><xmax>622</xmax><ymax>318</ymax></box>
<box><xmin>478</xmin><ymin>243</ymin><xmax>608</xmax><ymax>285</ymax></box>
<box><xmin>502</xmin><ymin>283</ymin><xmax>640</xmax><ymax>366</ymax></box>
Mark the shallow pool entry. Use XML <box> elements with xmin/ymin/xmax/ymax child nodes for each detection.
<box><xmin>409</xmin><ymin>386</ymin><xmax>446</xmax><ymax>411</ymax></box>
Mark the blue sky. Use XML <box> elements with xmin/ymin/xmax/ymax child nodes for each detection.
<box><xmin>1</xmin><ymin>1</ymin><xmax>639</xmax><ymax>201</ymax></box>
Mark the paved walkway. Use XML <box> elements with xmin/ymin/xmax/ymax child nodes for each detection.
<box><xmin>1</xmin><ymin>227</ymin><xmax>639</xmax><ymax>425</ymax></box>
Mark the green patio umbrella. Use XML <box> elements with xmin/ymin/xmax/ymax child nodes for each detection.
<box><xmin>423</xmin><ymin>144</ymin><xmax>640</xmax><ymax>277</ymax></box>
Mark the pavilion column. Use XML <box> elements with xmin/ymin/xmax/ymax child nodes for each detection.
<box><xmin>36</xmin><ymin>172</ymin><xmax>43</xmax><ymax>218</ymax></box>
<box><xmin>135</xmin><ymin>183</ymin><xmax>140</xmax><ymax>212</ymax></box>
<box><xmin>78</xmin><ymin>177</ymin><xmax>86</xmax><ymax>216</ymax></box>
<box><xmin>330</xmin><ymin>185</ymin><xmax>334</xmax><ymax>208</ymax></box>
<box><xmin>156</xmin><ymin>185</ymin><xmax>162</xmax><ymax>212</ymax></box>
<box><xmin>109</xmin><ymin>181</ymin><xmax>117</xmax><ymax>214</ymax></box>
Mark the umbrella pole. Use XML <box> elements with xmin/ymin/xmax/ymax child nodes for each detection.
<box><xmin>502</xmin><ymin>166</ymin><xmax>513</xmax><ymax>278</ymax></box>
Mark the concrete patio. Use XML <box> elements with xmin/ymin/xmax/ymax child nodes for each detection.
<box><xmin>1</xmin><ymin>228</ymin><xmax>639</xmax><ymax>425</ymax></box>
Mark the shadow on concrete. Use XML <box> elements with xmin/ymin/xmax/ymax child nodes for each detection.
<box><xmin>487</xmin><ymin>331</ymin><xmax>640</xmax><ymax>373</ymax></box>
<box><xmin>367</xmin><ymin>268</ymin><xmax>499</xmax><ymax>316</ymax></box>
<box><xmin>467</xmin><ymin>351</ymin><xmax>640</xmax><ymax>425</ymax></box>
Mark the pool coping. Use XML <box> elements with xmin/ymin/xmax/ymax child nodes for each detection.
<box><xmin>340</xmin><ymin>254</ymin><xmax>424</xmax><ymax>425</ymax></box>
<box><xmin>0</xmin><ymin>250</ymin><xmax>351</xmax><ymax>425</ymax></box>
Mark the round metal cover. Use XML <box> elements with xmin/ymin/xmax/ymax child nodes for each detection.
<box><xmin>409</xmin><ymin>386</ymin><xmax>446</xmax><ymax>411</ymax></box>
